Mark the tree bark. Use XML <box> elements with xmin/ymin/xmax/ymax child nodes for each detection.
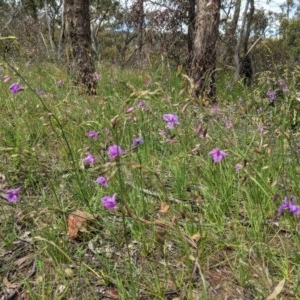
<box><xmin>233</xmin><ymin>0</ymin><xmax>254</xmax><ymax>84</ymax></box>
<box><xmin>221</xmin><ymin>0</ymin><xmax>241</xmax><ymax>65</ymax></box>
<box><xmin>64</xmin><ymin>0</ymin><xmax>97</xmax><ymax>95</ymax></box>
<box><xmin>136</xmin><ymin>0</ymin><xmax>144</xmax><ymax>62</ymax></box>
<box><xmin>187</xmin><ymin>0</ymin><xmax>196</xmax><ymax>66</ymax></box>
<box><xmin>189</xmin><ymin>0</ymin><xmax>220</xmax><ymax>102</ymax></box>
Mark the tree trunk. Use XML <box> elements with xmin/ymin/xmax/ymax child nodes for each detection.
<box><xmin>233</xmin><ymin>0</ymin><xmax>254</xmax><ymax>85</ymax></box>
<box><xmin>187</xmin><ymin>0</ymin><xmax>196</xmax><ymax>66</ymax></box>
<box><xmin>189</xmin><ymin>0</ymin><xmax>220</xmax><ymax>102</ymax></box>
<box><xmin>137</xmin><ymin>0</ymin><xmax>144</xmax><ymax>63</ymax></box>
<box><xmin>221</xmin><ymin>0</ymin><xmax>241</xmax><ymax>65</ymax></box>
<box><xmin>243</xmin><ymin>0</ymin><xmax>254</xmax><ymax>55</ymax></box>
<box><xmin>64</xmin><ymin>0</ymin><xmax>97</xmax><ymax>95</ymax></box>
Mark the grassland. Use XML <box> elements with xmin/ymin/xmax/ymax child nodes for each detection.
<box><xmin>1</xmin><ymin>59</ymin><xmax>300</xmax><ymax>299</ymax></box>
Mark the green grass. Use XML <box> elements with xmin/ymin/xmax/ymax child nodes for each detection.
<box><xmin>1</xmin><ymin>59</ymin><xmax>300</xmax><ymax>299</ymax></box>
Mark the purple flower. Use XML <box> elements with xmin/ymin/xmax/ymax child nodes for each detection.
<box><xmin>126</xmin><ymin>107</ymin><xmax>134</xmax><ymax>114</ymax></box>
<box><xmin>93</xmin><ymin>72</ymin><xmax>101</xmax><ymax>82</ymax></box>
<box><xmin>137</xmin><ymin>100</ymin><xmax>147</xmax><ymax>110</ymax></box>
<box><xmin>36</xmin><ymin>87</ymin><xmax>46</xmax><ymax>95</ymax></box>
<box><xmin>196</xmin><ymin>125</ymin><xmax>207</xmax><ymax>139</ymax></box>
<box><xmin>159</xmin><ymin>129</ymin><xmax>167</xmax><ymax>136</ymax></box>
<box><xmin>163</xmin><ymin>113</ymin><xmax>179</xmax><ymax>129</ymax></box>
<box><xmin>235</xmin><ymin>164</ymin><xmax>243</xmax><ymax>172</ymax></box>
<box><xmin>108</xmin><ymin>145</ymin><xmax>125</xmax><ymax>160</ymax></box>
<box><xmin>282</xmin><ymin>84</ymin><xmax>289</xmax><ymax>92</ymax></box>
<box><xmin>144</xmin><ymin>76</ymin><xmax>152</xmax><ymax>87</ymax></box>
<box><xmin>258</xmin><ymin>125</ymin><xmax>265</xmax><ymax>134</ymax></box>
<box><xmin>166</xmin><ymin>137</ymin><xmax>175</xmax><ymax>144</ymax></box>
<box><xmin>9</xmin><ymin>83</ymin><xmax>25</xmax><ymax>94</ymax></box>
<box><xmin>267</xmin><ymin>90</ymin><xmax>276</xmax><ymax>102</ymax></box>
<box><xmin>56</xmin><ymin>80</ymin><xmax>63</xmax><ymax>87</ymax></box>
<box><xmin>96</xmin><ymin>176</ymin><xmax>108</xmax><ymax>187</ymax></box>
<box><xmin>132</xmin><ymin>137</ymin><xmax>143</xmax><ymax>149</ymax></box>
<box><xmin>83</xmin><ymin>153</ymin><xmax>95</xmax><ymax>165</ymax></box>
<box><xmin>276</xmin><ymin>196</ymin><xmax>300</xmax><ymax>219</ymax></box>
<box><xmin>4</xmin><ymin>187</ymin><xmax>21</xmax><ymax>203</ymax></box>
<box><xmin>209</xmin><ymin>148</ymin><xmax>227</xmax><ymax>163</ymax></box>
<box><xmin>223</xmin><ymin>119</ymin><xmax>233</xmax><ymax>129</ymax></box>
<box><xmin>86</xmin><ymin>130</ymin><xmax>99</xmax><ymax>141</ymax></box>
<box><xmin>101</xmin><ymin>194</ymin><xmax>118</xmax><ymax>210</ymax></box>
<box><xmin>212</xmin><ymin>104</ymin><xmax>218</xmax><ymax>114</ymax></box>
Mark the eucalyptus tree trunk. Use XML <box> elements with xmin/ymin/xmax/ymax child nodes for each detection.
<box><xmin>221</xmin><ymin>0</ymin><xmax>241</xmax><ymax>65</ymax></box>
<box><xmin>189</xmin><ymin>0</ymin><xmax>220</xmax><ymax>102</ymax></box>
<box><xmin>64</xmin><ymin>0</ymin><xmax>97</xmax><ymax>95</ymax></box>
<box><xmin>233</xmin><ymin>0</ymin><xmax>254</xmax><ymax>84</ymax></box>
<box><xmin>136</xmin><ymin>0</ymin><xmax>144</xmax><ymax>62</ymax></box>
<box><xmin>187</xmin><ymin>0</ymin><xmax>196</xmax><ymax>66</ymax></box>
<box><xmin>243</xmin><ymin>0</ymin><xmax>254</xmax><ymax>54</ymax></box>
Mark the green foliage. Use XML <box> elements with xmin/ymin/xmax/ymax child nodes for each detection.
<box><xmin>281</xmin><ymin>17</ymin><xmax>300</xmax><ymax>62</ymax></box>
<box><xmin>0</xmin><ymin>36</ymin><xmax>20</xmax><ymax>59</ymax></box>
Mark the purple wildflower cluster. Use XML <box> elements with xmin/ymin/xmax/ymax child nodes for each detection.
<box><xmin>266</xmin><ymin>78</ymin><xmax>289</xmax><ymax>103</ymax></box>
<box><xmin>84</xmin><ymin>109</ymin><xmax>230</xmax><ymax>211</ymax></box>
<box><xmin>2</xmin><ymin>78</ymin><xmax>296</xmax><ymax>224</ymax></box>
<box><xmin>2</xmin><ymin>73</ymin><xmax>67</xmax><ymax>96</ymax></box>
<box><xmin>83</xmin><ymin>110</ymin><xmax>146</xmax><ymax>209</ymax></box>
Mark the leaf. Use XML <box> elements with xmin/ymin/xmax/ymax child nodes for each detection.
<box><xmin>67</xmin><ymin>210</ymin><xmax>94</xmax><ymax>239</ymax></box>
<box><xmin>190</xmin><ymin>233</ymin><xmax>201</xmax><ymax>241</ymax></box>
<box><xmin>105</xmin><ymin>289</ymin><xmax>119</xmax><ymax>299</ymax></box>
<box><xmin>3</xmin><ymin>276</ymin><xmax>19</xmax><ymax>289</ymax></box>
<box><xmin>14</xmin><ymin>253</ymin><xmax>34</xmax><ymax>267</ymax></box>
<box><xmin>0</xmin><ymin>36</ymin><xmax>18</xmax><ymax>41</ymax></box>
<box><xmin>171</xmin><ymin>215</ymin><xmax>178</xmax><ymax>224</ymax></box>
<box><xmin>159</xmin><ymin>202</ymin><xmax>170</xmax><ymax>214</ymax></box>
<box><xmin>110</xmin><ymin>115</ymin><xmax>119</xmax><ymax>128</ymax></box>
<box><xmin>266</xmin><ymin>279</ymin><xmax>285</xmax><ymax>300</ymax></box>
<box><xmin>64</xmin><ymin>268</ymin><xmax>74</xmax><ymax>278</ymax></box>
